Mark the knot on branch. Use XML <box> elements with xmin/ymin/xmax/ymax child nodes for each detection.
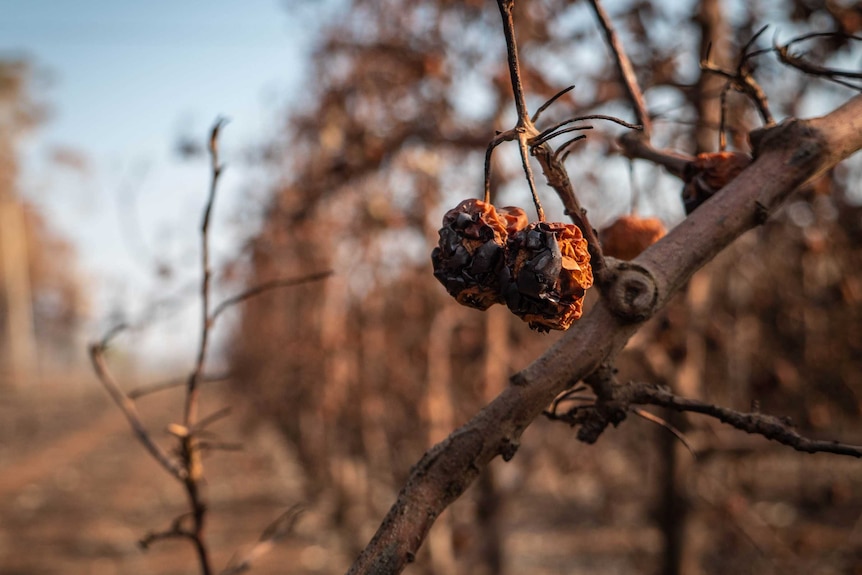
<box><xmin>499</xmin><ymin>437</ymin><xmax>521</xmax><ymax>461</ymax></box>
<box><xmin>574</xmin><ymin>402</ymin><xmax>628</xmax><ymax>444</ymax></box>
<box><xmin>601</xmin><ymin>260</ymin><xmax>658</xmax><ymax>322</ymax></box>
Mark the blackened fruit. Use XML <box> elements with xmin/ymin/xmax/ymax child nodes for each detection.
<box><xmin>431</xmin><ymin>199</ymin><xmax>526</xmax><ymax>310</ymax></box>
<box><xmin>505</xmin><ymin>222</ymin><xmax>593</xmax><ymax>332</ymax></box>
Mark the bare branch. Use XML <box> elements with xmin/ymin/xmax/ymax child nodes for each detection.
<box><xmin>489</xmin><ymin>0</ymin><xmax>641</xmax><ymax>283</ymax></box>
<box><xmin>88</xmin><ymin>343</ymin><xmax>186</xmax><ymax>479</ymax></box>
<box><xmin>496</xmin><ymin>0</ymin><xmax>544</xmax><ymax>220</ymax></box>
<box><xmin>530</xmin><ymin>124</ymin><xmax>593</xmax><ymax>149</ymax></box>
<box><xmin>700</xmin><ymin>25</ymin><xmax>775</xmax><ymax>128</ymax></box>
<box><xmin>127</xmin><ymin>372</ymin><xmax>230</xmax><ymax>400</ymax></box>
<box><xmin>139</xmin><ymin>512</ymin><xmax>202</xmax><ymax>550</ymax></box>
<box><xmin>348</xmin><ymin>95</ymin><xmax>862</xmax><ymax>575</ymax></box>
<box><xmin>185</xmin><ymin>117</ymin><xmax>229</xmax><ymax>428</ymax></box>
<box><xmin>211</xmin><ymin>270</ymin><xmax>333</xmax><ymax>322</ymax></box>
<box><xmin>587</xmin><ymin>0</ymin><xmax>651</xmax><ymax>136</ymax></box>
<box><xmin>628</xmin><ymin>384</ymin><xmax>862</xmax><ymax>458</ymax></box>
<box><xmin>531</xmin><ymin>84</ymin><xmax>575</xmax><ymax>124</ymax></box>
<box><xmin>221</xmin><ymin>505</ymin><xmax>304</xmax><ymax>575</ymax></box>
<box><xmin>175</xmin><ymin>117</ymin><xmax>230</xmax><ymax>575</ymax></box>
<box><xmin>616</xmin><ymin>131</ymin><xmax>693</xmax><ymax>178</ymax></box>
<box><xmin>535</xmin><ymin>114</ymin><xmax>641</xmax><ymax>145</ymax></box>
<box><xmin>631</xmin><ymin>407</ymin><xmax>697</xmax><ymax>458</ymax></box>
<box><xmin>775</xmin><ymin>32</ymin><xmax>862</xmax><ymax>91</ymax></box>
<box><xmin>193</xmin><ymin>406</ymin><xmax>233</xmax><ymax>433</ymax></box>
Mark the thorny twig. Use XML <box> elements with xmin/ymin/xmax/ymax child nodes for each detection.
<box><xmin>775</xmin><ymin>31</ymin><xmax>862</xmax><ymax>91</ymax></box>
<box><xmin>632</xmin><ymin>384</ymin><xmax>862</xmax><ymax>458</ymax></box>
<box><xmin>545</xmin><ymin>377</ymin><xmax>862</xmax><ymax>458</ymax></box>
<box><xmin>490</xmin><ymin>0</ymin><xmax>642</xmax><ymax>285</ymax></box>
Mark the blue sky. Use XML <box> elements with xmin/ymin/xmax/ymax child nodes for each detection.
<box><xmin>0</xmin><ymin>0</ymin><xmax>320</xmax><ymax>364</ymax></box>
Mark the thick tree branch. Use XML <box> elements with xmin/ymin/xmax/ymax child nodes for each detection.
<box><xmin>346</xmin><ymin>94</ymin><xmax>862</xmax><ymax>575</ymax></box>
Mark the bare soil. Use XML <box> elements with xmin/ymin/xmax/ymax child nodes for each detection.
<box><xmin>0</xmin><ymin>377</ymin><xmax>321</xmax><ymax>575</ymax></box>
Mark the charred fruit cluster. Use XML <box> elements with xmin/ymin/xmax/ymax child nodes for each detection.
<box><xmin>431</xmin><ymin>199</ymin><xmax>593</xmax><ymax>332</ymax></box>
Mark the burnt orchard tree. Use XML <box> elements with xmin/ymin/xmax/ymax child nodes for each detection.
<box><xmin>230</xmin><ymin>1</ymin><xmax>862</xmax><ymax>573</ymax></box>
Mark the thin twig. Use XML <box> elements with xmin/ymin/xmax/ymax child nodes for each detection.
<box><xmin>483</xmin><ymin>134</ymin><xmax>507</xmax><ymax>204</ymax></box>
<box><xmin>127</xmin><ymin>372</ymin><xmax>230</xmax><ymax>400</ymax></box>
<box><xmin>140</xmin><ymin>513</ymin><xmax>196</xmax><ymax>549</ymax></box>
<box><xmin>531</xmin><ymin>84</ymin><xmax>576</xmax><ymax>124</ymax></box>
<box><xmin>547</xmin><ymin>377</ymin><xmax>862</xmax><ymax>458</ymax></box>
<box><xmin>497</xmin><ymin>0</ymin><xmax>544</xmax><ymax>220</ymax></box>
<box><xmin>587</xmin><ymin>0</ymin><xmax>651</xmax><ymax>136</ymax></box>
<box><xmin>547</xmin><ymin>384</ymin><xmax>591</xmax><ymax>415</ymax></box>
<box><xmin>182</xmin><ymin>117</ymin><xmax>229</xmax><ymax>575</ymax></box>
<box><xmin>494</xmin><ymin>0</ymin><xmax>617</xmax><ymax>281</ymax></box>
<box><xmin>185</xmin><ymin>117</ymin><xmax>228</xmax><ymax>427</ymax></box>
<box><xmin>530</xmin><ymin>125</ymin><xmax>593</xmax><ymax>148</ymax></box>
<box><xmin>210</xmin><ymin>271</ymin><xmax>333</xmax><ymax>322</ymax></box>
<box><xmin>775</xmin><ymin>32</ymin><xmax>862</xmax><ymax>90</ymax></box>
<box><xmin>631</xmin><ymin>407</ymin><xmax>697</xmax><ymax>457</ymax></box>
<box><xmin>98</xmin><ymin>323</ymin><xmax>130</xmax><ymax>348</ymax></box>
<box><xmin>192</xmin><ymin>406</ymin><xmax>233</xmax><ymax>433</ymax></box>
<box><xmin>536</xmin><ymin>114</ymin><xmax>641</xmax><ymax>144</ymax></box>
<box><xmin>88</xmin><ymin>343</ymin><xmax>187</xmax><ymax>480</ymax></box>
<box><xmin>701</xmin><ymin>26</ymin><xmax>775</xmax><ymax>127</ymax></box>
<box><xmin>630</xmin><ymin>384</ymin><xmax>862</xmax><ymax>458</ymax></box>
<box><xmin>616</xmin><ymin>131</ymin><xmax>693</xmax><ymax>177</ymax></box>
<box><xmin>221</xmin><ymin>505</ymin><xmax>305</xmax><ymax>575</ymax></box>
<box><xmin>554</xmin><ymin>135</ymin><xmax>589</xmax><ymax>163</ymax></box>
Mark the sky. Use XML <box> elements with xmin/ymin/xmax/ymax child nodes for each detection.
<box><xmin>0</xmin><ymin>0</ymin><xmax>322</xmax><ymax>367</ymax></box>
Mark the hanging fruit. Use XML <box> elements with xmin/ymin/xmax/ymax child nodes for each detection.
<box><xmin>431</xmin><ymin>199</ymin><xmax>527</xmax><ymax>310</ymax></box>
<box><xmin>600</xmin><ymin>215</ymin><xmax>666</xmax><ymax>261</ymax></box>
<box><xmin>504</xmin><ymin>222</ymin><xmax>593</xmax><ymax>332</ymax></box>
<box><xmin>432</xmin><ymin>198</ymin><xmax>593</xmax><ymax>331</ymax></box>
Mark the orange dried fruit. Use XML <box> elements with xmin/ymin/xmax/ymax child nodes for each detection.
<box><xmin>496</xmin><ymin>205</ymin><xmax>529</xmax><ymax>236</ymax></box>
<box><xmin>431</xmin><ymin>199</ymin><xmax>511</xmax><ymax>310</ymax></box>
<box><xmin>600</xmin><ymin>215</ymin><xmax>666</xmax><ymax>260</ymax></box>
<box><xmin>682</xmin><ymin>151</ymin><xmax>751</xmax><ymax>214</ymax></box>
<box><xmin>504</xmin><ymin>222</ymin><xmax>593</xmax><ymax>332</ymax></box>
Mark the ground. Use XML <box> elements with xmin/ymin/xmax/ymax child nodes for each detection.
<box><xmin>0</xmin><ymin>376</ymin><xmax>342</xmax><ymax>575</ymax></box>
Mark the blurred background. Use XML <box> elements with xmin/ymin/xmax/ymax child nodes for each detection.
<box><xmin>1</xmin><ymin>0</ymin><xmax>861</xmax><ymax>574</ymax></box>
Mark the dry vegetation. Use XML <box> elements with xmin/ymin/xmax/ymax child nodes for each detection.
<box><xmin>4</xmin><ymin>1</ymin><xmax>862</xmax><ymax>575</ymax></box>
<box><xmin>227</xmin><ymin>1</ymin><xmax>862</xmax><ymax>574</ymax></box>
